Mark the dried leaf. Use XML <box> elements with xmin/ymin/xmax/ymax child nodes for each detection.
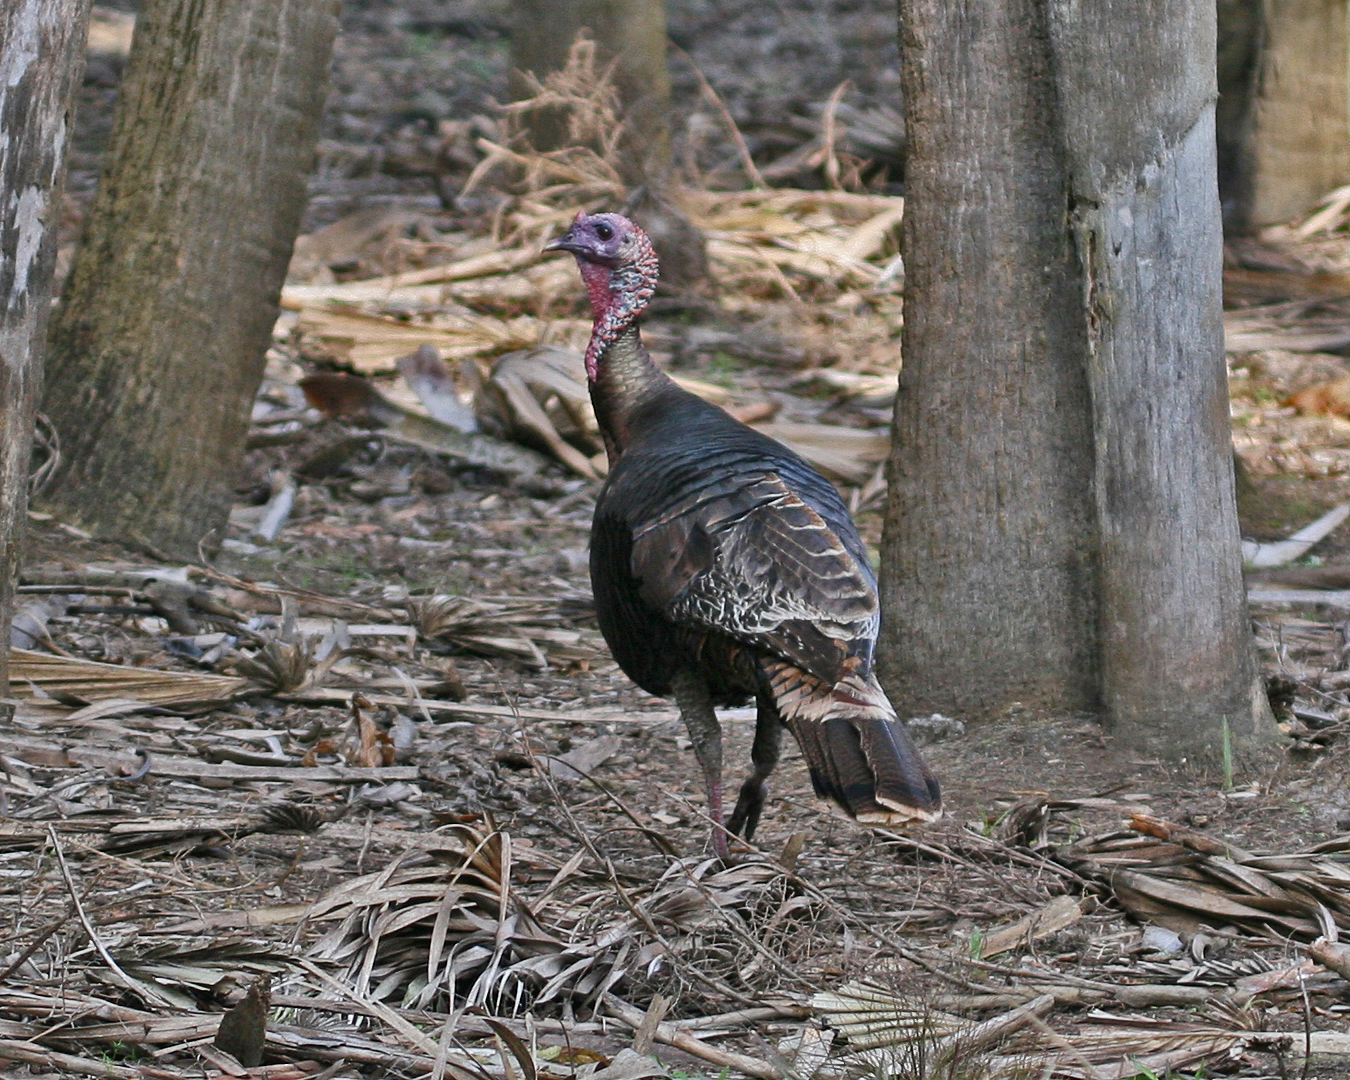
<box><xmin>980</xmin><ymin>894</ymin><xmax>1084</xmax><ymax>958</ymax></box>
<box><xmin>214</xmin><ymin>978</ymin><xmax>271</xmax><ymax>1068</ymax></box>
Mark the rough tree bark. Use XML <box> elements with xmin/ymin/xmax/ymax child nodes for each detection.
<box><xmin>510</xmin><ymin>0</ymin><xmax>672</xmax><ymax>183</ymax></box>
<box><xmin>0</xmin><ymin>0</ymin><xmax>92</xmax><ymax>698</ymax></box>
<box><xmin>39</xmin><ymin>0</ymin><xmax>339</xmax><ymax>559</ymax></box>
<box><xmin>1218</xmin><ymin>0</ymin><xmax>1350</xmax><ymax>230</ymax></box>
<box><xmin>881</xmin><ymin>0</ymin><xmax>1270</xmax><ymax>759</ymax></box>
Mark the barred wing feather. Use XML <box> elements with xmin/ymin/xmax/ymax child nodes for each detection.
<box><xmin>630</xmin><ymin>472</ymin><xmax>878</xmax><ymax>685</ymax></box>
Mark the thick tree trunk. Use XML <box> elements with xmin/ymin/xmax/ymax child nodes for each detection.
<box><xmin>0</xmin><ymin>0</ymin><xmax>92</xmax><ymax>698</ymax></box>
<box><xmin>880</xmin><ymin>0</ymin><xmax>1100</xmax><ymax>720</ymax></box>
<box><xmin>1219</xmin><ymin>0</ymin><xmax>1350</xmax><ymax>230</ymax></box>
<box><xmin>881</xmin><ymin>0</ymin><xmax>1270</xmax><ymax>760</ymax></box>
<box><xmin>39</xmin><ymin>0</ymin><xmax>339</xmax><ymax>559</ymax></box>
<box><xmin>510</xmin><ymin>0</ymin><xmax>672</xmax><ymax>183</ymax></box>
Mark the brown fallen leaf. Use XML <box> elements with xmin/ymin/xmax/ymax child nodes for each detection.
<box><xmin>350</xmin><ymin>694</ymin><xmax>395</xmax><ymax>769</ymax></box>
<box><xmin>214</xmin><ymin>977</ymin><xmax>271</xmax><ymax>1068</ymax></box>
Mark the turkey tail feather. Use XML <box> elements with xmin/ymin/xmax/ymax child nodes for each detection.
<box><xmin>761</xmin><ymin>661</ymin><xmax>941</xmax><ymax>825</ymax></box>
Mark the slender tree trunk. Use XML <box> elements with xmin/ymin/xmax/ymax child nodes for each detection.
<box><xmin>510</xmin><ymin>0</ymin><xmax>672</xmax><ymax>183</ymax></box>
<box><xmin>39</xmin><ymin>0</ymin><xmax>339</xmax><ymax>559</ymax></box>
<box><xmin>881</xmin><ymin>0</ymin><xmax>1271</xmax><ymax>759</ymax></box>
<box><xmin>0</xmin><ymin>0</ymin><xmax>92</xmax><ymax>699</ymax></box>
<box><xmin>1219</xmin><ymin>0</ymin><xmax>1350</xmax><ymax>230</ymax></box>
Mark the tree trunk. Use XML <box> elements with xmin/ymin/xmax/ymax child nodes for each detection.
<box><xmin>1219</xmin><ymin>0</ymin><xmax>1350</xmax><ymax>230</ymax></box>
<box><xmin>510</xmin><ymin>0</ymin><xmax>672</xmax><ymax>183</ymax></box>
<box><xmin>881</xmin><ymin>0</ymin><xmax>1271</xmax><ymax>760</ymax></box>
<box><xmin>39</xmin><ymin>0</ymin><xmax>339</xmax><ymax>559</ymax></box>
<box><xmin>0</xmin><ymin>0</ymin><xmax>92</xmax><ymax>699</ymax></box>
<box><xmin>1216</xmin><ymin>0</ymin><xmax>1262</xmax><ymax>227</ymax></box>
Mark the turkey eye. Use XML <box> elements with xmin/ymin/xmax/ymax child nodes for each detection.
<box><xmin>594</xmin><ymin>223</ymin><xmax>613</xmax><ymax>241</ymax></box>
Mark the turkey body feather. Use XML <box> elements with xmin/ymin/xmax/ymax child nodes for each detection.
<box><xmin>592</xmin><ymin>384</ymin><xmax>878</xmax><ymax>699</ymax></box>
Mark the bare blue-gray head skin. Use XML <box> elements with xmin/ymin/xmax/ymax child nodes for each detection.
<box><xmin>545</xmin><ymin>211</ymin><xmax>659</xmax><ymax>379</ymax></box>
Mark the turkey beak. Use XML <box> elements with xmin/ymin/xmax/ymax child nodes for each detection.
<box><xmin>544</xmin><ymin>231</ymin><xmax>579</xmax><ymax>254</ymax></box>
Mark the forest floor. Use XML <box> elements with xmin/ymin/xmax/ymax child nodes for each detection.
<box><xmin>4</xmin><ymin>3</ymin><xmax>1350</xmax><ymax>1078</ymax></box>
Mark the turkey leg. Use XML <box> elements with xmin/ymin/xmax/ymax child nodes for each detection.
<box><xmin>727</xmin><ymin>697</ymin><xmax>783</xmax><ymax>841</ymax></box>
<box><xmin>670</xmin><ymin>670</ymin><xmax>729</xmax><ymax>859</ymax></box>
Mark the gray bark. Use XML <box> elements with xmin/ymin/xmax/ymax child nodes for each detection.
<box><xmin>882</xmin><ymin>0</ymin><xmax>1100</xmax><ymax>721</ymax></box>
<box><xmin>39</xmin><ymin>0</ymin><xmax>338</xmax><ymax>559</ymax></box>
<box><xmin>882</xmin><ymin>0</ymin><xmax>1270</xmax><ymax>759</ymax></box>
<box><xmin>0</xmin><ymin>0</ymin><xmax>92</xmax><ymax>697</ymax></box>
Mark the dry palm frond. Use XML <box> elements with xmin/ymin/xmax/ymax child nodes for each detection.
<box><xmin>478</xmin><ymin>346</ymin><xmax>890</xmax><ymax>481</ymax></box>
<box><xmin>230</xmin><ymin>609</ymin><xmax>349</xmax><ymax>694</ymax></box>
<box><xmin>997</xmin><ymin>1004</ymin><xmax>1291</xmax><ymax>1080</ymax></box>
<box><xmin>815</xmin><ymin>983</ymin><xmax>1294</xmax><ymax>1080</ymax></box>
<box><xmin>299</xmin><ymin>370</ymin><xmax>554</xmax><ymax>476</ymax></box>
<box><xmin>812</xmin><ymin>980</ymin><xmax>968</xmax><ymax>1049</ymax></box>
<box><xmin>814</xmin><ymin>982</ymin><xmax>1055</xmax><ymax>1080</ymax></box>
<box><xmin>7</xmin><ymin>647</ymin><xmax>254</xmax><ymax>711</ymax></box>
<box><xmin>1057</xmin><ymin>813</ymin><xmax>1350</xmax><ymax>943</ymax></box>
<box><xmin>293</xmin><ymin>306</ymin><xmax>563</xmax><ymax>374</ymax></box>
<box><xmin>482</xmin><ymin>346</ymin><xmax>604</xmax><ymax>479</ymax></box>
<box><xmin>1293</xmin><ymin>182</ymin><xmax>1350</xmax><ymax>237</ymax></box>
<box><xmin>406</xmin><ymin>594</ymin><xmax>599</xmax><ymax>669</ymax></box>
<box><xmin>231</xmin><ymin>633</ymin><xmax>316</xmax><ymax>693</ymax></box>
<box><xmin>99</xmin><ymin>813</ymin><xmax>271</xmax><ymax>857</ymax></box>
<box><xmin>82</xmin><ymin>940</ymin><xmax>296</xmax><ymax>1011</ymax></box>
<box><xmin>283</xmin><ymin>40</ymin><xmax>910</xmax><ymax>393</ymax></box>
<box><xmin>305</xmin><ymin>825</ymin><xmax>811</xmax><ymax>1016</ymax></box>
<box><xmin>28</xmin><ymin>412</ymin><xmax>60</xmax><ymax>498</ymax></box>
<box><xmin>306</xmin><ymin>822</ymin><xmax>581</xmax><ymax>1013</ymax></box>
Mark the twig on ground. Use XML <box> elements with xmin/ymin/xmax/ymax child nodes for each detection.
<box><xmin>0</xmin><ymin>1038</ymin><xmax>146</xmax><ymax>1079</ymax></box>
<box><xmin>813</xmin><ymin>81</ymin><xmax>850</xmax><ymax>191</ymax></box>
<box><xmin>630</xmin><ymin>994</ymin><xmax>670</xmax><ymax>1055</ymax></box>
<box><xmin>48</xmin><ymin>826</ymin><xmax>166</xmax><ymax>1006</ymax></box>
<box><xmin>0</xmin><ymin>902</ymin><xmax>78</xmax><ymax>986</ymax></box>
<box><xmin>254</xmin><ymin>471</ymin><xmax>298</xmax><ymax>543</ymax></box>
<box><xmin>605</xmin><ymin>994</ymin><xmax>783</xmax><ymax>1080</ymax></box>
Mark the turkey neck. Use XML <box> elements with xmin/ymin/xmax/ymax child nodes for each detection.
<box><xmin>582</xmin><ymin>259</ymin><xmax>673</xmax><ymax>465</ymax></box>
<box><xmin>589</xmin><ymin>323</ymin><xmax>675</xmax><ymax>463</ymax></box>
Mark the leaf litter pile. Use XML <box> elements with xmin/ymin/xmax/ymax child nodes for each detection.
<box><xmin>8</xmin><ymin>40</ymin><xmax>1350</xmax><ymax>1080</ymax></box>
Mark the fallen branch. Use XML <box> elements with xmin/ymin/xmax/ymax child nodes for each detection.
<box><xmin>930</xmin><ymin>993</ymin><xmax>1055</xmax><ymax>1058</ymax></box>
<box><xmin>604</xmin><ymin>995</ymin><xmax>783</xmax><ymax>1080</ymax></box>
<box><xmin>0</xmin><ymin>1038</ymin><xmax>144</xmax><ymax>1079</ymax></box>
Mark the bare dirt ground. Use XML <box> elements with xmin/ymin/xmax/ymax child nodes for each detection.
<box><xmin>5</xmin><ymin>3</ymin><xmax>1350</xmax><ymax>1078</ymax></box>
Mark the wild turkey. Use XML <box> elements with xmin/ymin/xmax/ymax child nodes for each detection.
<box><xmin>546</xmin><ymin>212</ymin><xmax>941</xmax><ymax>858</ymax></box>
